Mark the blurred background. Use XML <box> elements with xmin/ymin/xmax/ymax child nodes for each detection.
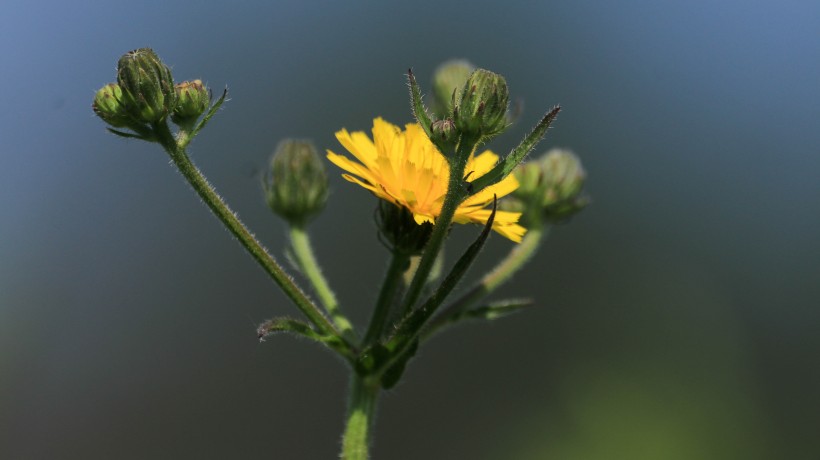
<box><xmin>1</xmin><ymin>0</ymin><xmax>818</xmax><ymax>458</ymax></box>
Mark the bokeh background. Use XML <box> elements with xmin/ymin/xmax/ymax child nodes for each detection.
<box><xmin>2</xmin><ymin>1</ymin><xmax>819</xmax><ymax>458</ymax></box>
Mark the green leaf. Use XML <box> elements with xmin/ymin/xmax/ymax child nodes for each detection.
<box><xmin>421</xmin><ymin>298</ymin><xmax>534</xmax><ymax>342</ymax></box>
<box><xmin>106</xmin><ymin>128</ymin><xmax>148</xmax><ymax>140</ymax></box>
<box><xmin>257</xmin><ymin>316</ymin><xmax>348</xmax><ymax>356</ymax></box>
<box><xmin>107</xmin><ymin>121</ymin><xmax>155</xmax><ymax>141</ymax></box>
<box><xmin>456</xmin><ymin>298</ymin><xmax>534</xmax><ymax>321</ymax></box>
<box><xmin>407</xmin><ymin>69</ymin><xmax>433</xmax><ymax>138</ymax></box>
<box><xmin>470</xmin><ymin>105</ymin><xmax>561</xmax><ymax>193</ymax></box>
<box><xmin>189</xmin><ymin>87</ymin><xmax>228</xmax><ymax>140</ymax></box>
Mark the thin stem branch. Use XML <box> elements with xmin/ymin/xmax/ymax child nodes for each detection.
<box><xmin>427</xmin><ymin>224</ymin><xmax>548</xmax><ymax>335</ymax></box>
<box><xmin>364</xmin><ymin>252</ymin><xmax>410</xmax><ymax>344</ymax></box>
<box><xmin>341</xmin><ymin>375</ymin><xmax>379</xmax><ymax>460</ymax></box>
<box><xmin>289</xmin><ymin>225</ymin><xmax>357</xmax><ymax>343</ymax></box>
<box><xmin>152</xmin><ymin>121</ymin><xmax>343</xmax><ymax>344</ymax></box>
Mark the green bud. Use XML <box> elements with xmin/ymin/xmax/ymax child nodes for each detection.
<box><xmin>376</xmin><ymin>201</ymin><xmax>433</xmax><ymax>256</ymax></box>
<box><xmin>263</xmin><ymin>140</ymin><xmax>328</xmax><ymax>226</ymax></box>
<box><xmin>171</xmin><ymin>79</ymin><xmax>211</xmax><ymax>128</ymax></box>
<box><xmin>513</xmin><ymin>148</ymin><xmax>588</xmax><ymax>224</ymax></box>
<box><xmin>92</xmin><ymin>83</ymin><xmax>133</xmax><ymax>128</ymax></box>
<box><xmin>431</xmin><ymin>59</ymin><xmax>475</xmax><ymax>118</ymax></box>
<box><xmin>430</xmin><ymin>118</ymin><xmax>458</xmax><ymax>153</ymax></box>
<box><xmin>497</xmin><ymin>195</ymin><xmax>525</xmax><ymax>215</ymax></box>
<box><xmin>454</xmin><ymin>69</ymin><xmax>510</xmax><ymax>139</ymax></box>
<box><xmin>116</xmin><ymin>48</ymin><xmax>177</xmax><ymax>124</ymax></box>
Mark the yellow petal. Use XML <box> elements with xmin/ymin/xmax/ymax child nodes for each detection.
<box><xmin>468</xmin><ymin>150</ymin><xmax>499</xmax><ymax>176</ymax></box>
<box><xmin>327</xmin><ymin>151</ymin><xmax>380</xmax><ymax>185</ymax></box>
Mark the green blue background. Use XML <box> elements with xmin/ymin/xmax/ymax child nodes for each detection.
<box><xmin>1</xmin><ymin>1</ymin><xmax>818</xmax><ymax>458</ymax></box>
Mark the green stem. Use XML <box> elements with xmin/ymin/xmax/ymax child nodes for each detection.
<box><xmin>152</xmin><ymin>122</ymin><xmax>342</xmax><ymax>343</ymax></box>
<box><xmin>289</xmin><ymin>225</ymin><xmax>357</xmax><ymax>343</ymax></box>
<box><xmin>399</xmin><ymin>146</ymin><xmax>471</xmax><ymax>315</ymax></box>
<box><xmin>364</xmin><ymin>252</ymin><xmax>410</xmax><ymax>344</ymax></box>
<box><xmin>341</xmin><ymin>375</ymin><xmax>379</xmax><ymax>460</ymax></box>
<box><xmin>427</xmin><ymin>224</ymin><xmax>548</xmax><ymax>335</ymax></box>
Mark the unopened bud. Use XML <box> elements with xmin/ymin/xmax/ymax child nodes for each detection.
<box><xmin>116</xmin><ymin>48</ymin><xmax>177</xmax><ymax>123</ymax></box>
<box><xmin>431</xmin><ymin>59</ymin><xmax>475</xmax><ymax>118</ymax></box>
<box><xmin>171</xmin><ymin>80</ymin><xmax>210</xmax><ymax>128</ymax></box>
<box><xmin>264</xmin><ymin>140</ymin><xmax>329</xmax><ymax>226</ymax></box>
<box><xmin>92</xmin><ymin>83</ymin><xmax>133</xmax><ymax>128</ymax></box>
<box><xmin>454</xmin><ymin>69</ymin><xmax>510</xmax><ymax>139</ymax></box>
<box><xmin>513</xmin><ymin>148</ymin><xmax>588</xmax><ymax>224</ymax></box>
<box><xmin>430</xmin><ymin>118</ymin><xmax>458</xmax><ymax>153</ymax></box>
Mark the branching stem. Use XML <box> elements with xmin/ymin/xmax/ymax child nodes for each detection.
<box><xmin>151</xmin><ymin>121</ymin><xmax>344</xmax><ymax>345</ymax></box>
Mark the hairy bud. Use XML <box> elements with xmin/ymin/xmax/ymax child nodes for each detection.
<box><xmin>116</xmin><ymin>48</ymin><xmax>177</xmax><ymax>123</ymax></box>
<box><xmin>454</xmin><ymin>69</ymin><xmax>510</xmax><ymax>139</ymax></box>
<box><xmin>264</xmin><ymin>140</ymin><xmax>329</xmax><ymax>226</ymax></box>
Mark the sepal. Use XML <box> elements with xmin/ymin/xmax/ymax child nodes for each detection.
<box><xmin>407</xmin><ymin>68</ymin><xmax>433</xmax><ymax>138</ymax></box>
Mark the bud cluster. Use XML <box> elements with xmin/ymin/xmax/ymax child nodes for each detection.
<box><xmin>420</xmin><ymin>64</ymin><xmax>512</xmax><ymax>159</ymax></box>
<box><xmin>93</xmin><ymin>48</ymin><xmax>213</xmax><ymax>137</ymax></box>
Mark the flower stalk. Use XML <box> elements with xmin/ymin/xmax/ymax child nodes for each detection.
<box><xmin>399</xmin><ymin>141</ymin><xmax>472</xmax><ymax>314</ymax></box>
<box><xmin>289</xmin><ymin>225</ymin><xmax>357</xmax><ymax>342</ymax></box>
<box><xmin>364</xmin><ymin>251</ymin><xmax>410</xmax><ymax>344</ymax></box>
<box><xmin>341</xmin><ymin>375</ymin><xmax>380</xmax><ymax>460</ymax></box>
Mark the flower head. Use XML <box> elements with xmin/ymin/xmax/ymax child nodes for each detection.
<box><xmin>327</xmin><ymin>118</ymin><xmax>526</xmax><ymax>242</ymax></box>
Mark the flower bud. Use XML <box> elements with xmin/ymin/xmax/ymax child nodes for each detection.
<box><xmin>171</xmin><ymin>80</ymin><xmax>211</xmax><ymax>128</ymax></box>
<box><xmin>430</xmin><ymin>118</ymin><xmax>458</xmax><ymax>153</ymax></box>
<box><xmin>376</xmin><ymin>201</ymin><xmax>433</xmax><ymax>256</ymax></box>
<box><xmin>92</xmin><ymin>83</ymin><xmax>133</xmax><ymax>128</ymax></box>
<box><xmin>454</xmin><ymin>69</ymin><xmax>510</xmax><ymax>139</ymax></box>
<box><xmin>431</xmin><ymin>59</ymin><xmax>475</xmax><ymax>118</ymax></box>
<box><xmin>513</xmin><ymin>148</ymin><xmax>588</xmax><ymax>224</ymax></box>
<box><xmin>116</xmin><ymin>48</ymin><xmax>177</xmax><ymax>123</ymax></box>
<box><xmin>264</xmin><ymin>140</ymin><xmax>328</xmax><ymax>226</ymax></box>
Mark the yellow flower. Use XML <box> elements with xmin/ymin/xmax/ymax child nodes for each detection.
<box><xmin>326</xmin><ymin>117</ymin><xmax>526</xmax><ymax>242</ymax></box>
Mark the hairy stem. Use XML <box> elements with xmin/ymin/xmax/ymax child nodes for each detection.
<box><xmin>289</xmin><ymin>225</ymin><xmax>357</xmax><ymax>343</ymax></box>
<box><xmin>364</xmin><ymin>252</ymin><xmax>410</xmax><ymax>344</ymax></box>
<box><xmin>341</xmin><ymin>375</ymin><xmax>379</xmax><ymax>460</ymax></box>
<box><xmin>152</xmin><ymin>121</ymin><xmax>343</xmax><ymax>343</ymax></box>
<box><xmin>399</xmin><ymin>144</ymin><xmax>472</xmax><ymax>314</ymax></box>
